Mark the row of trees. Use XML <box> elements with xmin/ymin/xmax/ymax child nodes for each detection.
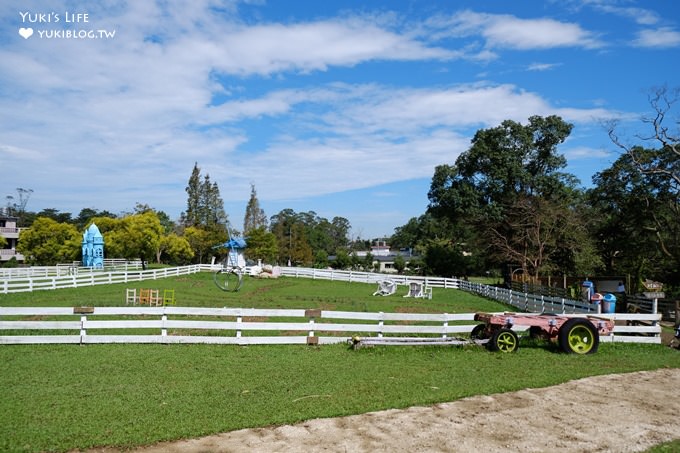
<box><xmin>8</xmin><ymin>164</ymin><xmax>356</xmax><ymax>269</ymax></box>
<box><xmin>396</xmin><ymin>87</ymin><xmax>679</xmax><ymax>293</ymax></box>
<box><xmin>15</xmin><ymin>207</ymin><xmax>194</xmax><ymax>266</ymax></box>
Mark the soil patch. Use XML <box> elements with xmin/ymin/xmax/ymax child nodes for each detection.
<box><xmin>92</xmin><ymin>368</ymin><xmax>680</xmax><ymax>453</ymax></box>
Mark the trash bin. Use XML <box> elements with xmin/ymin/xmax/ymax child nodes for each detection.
<box><xmin>581</xmin><ymin>280</ymin><xmax>594</xmax><ymax>303</ymax></box>
<box><xmin>590</xmin><ymin>292</ymin><xmax>603</xmax><ymax>311</ymax></box>
<box><xmin>602</xmin><ymin>293</ymin><xmax>617</xmax><ymax>314</ymax></box>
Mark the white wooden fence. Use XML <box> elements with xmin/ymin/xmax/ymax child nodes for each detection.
<box><xmin>0</xmin><ymin>263</ymin><xmax>644</xmax><ymax>319</ymax></box>
<box><xmin>0</xmin><ymin>306</ymin><xmax>662</xmax><ymax>345</ymax></box>
<box><xmin>0</xmin><ymin>259</ymin><xmax>142</xmax><ymax>279</ymax></box>
<box><xmin>277</xmin><ymin>267</ymin><xmax>600</xmax><ymax>314</ymax></box>
<box><xmin>0</xmin><ymin>265</ymin><xmax>662</xmax><ymax>344</ymax></box>
<box><xmin>0</xmin><ymin>265</ymin><xmax>205</xmax><ymax>294</ymax></box>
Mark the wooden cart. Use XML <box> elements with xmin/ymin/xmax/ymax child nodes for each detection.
<box><xmin>350</xmin><ymin>312</ymin><xmax>614</xmax><ymax>355</ymax></box>
<box><xmin>472</xmin><ymin>312</ymin><xmax>615</xmax><ymax>354</ymax></box>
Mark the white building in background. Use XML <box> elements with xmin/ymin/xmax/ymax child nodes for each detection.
<box><xmin>353</xmin><ymin>240</ymin><xmax>417</xmax><ymax>273</ymax></box>
<box><xmin>0</xmin><ymin>210</ymin><xmax>24</xmax><ymax>263</ymax></box>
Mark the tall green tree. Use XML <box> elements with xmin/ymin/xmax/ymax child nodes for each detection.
<box><xmin>200</xmin><ymin>176</ymin><xmax>228</xmax><ymax>229</ymax></box>
<box><xmin>181</xmin><ymin>163</ymin><xmax>229</xmax><ymax>261</ymax></box>
<box><xmin>270</xmin><ymin>208</ymin><xmax>297</xmax><ymax>265</ymax></box>
<box><xmin>183</xmin><ymin>163</ymin><xmax>202</xmax><ymax>227</ymax></box>
<box><xmin>328</xmin><ymin>217</ymin><xmax>351</xmax><ymax>252</ymax></box>
<box><xmin>182</xmin><ymin>163</ymin><xmax>229</xmax><ymax>230</ymax></box>
<box><xmin>244</xmin><ymin>226</ymin><xmax>278</xmax><ymax>263</ymax></box>
<box><xmin>428</xmin><ymin>115</ymin><xmax>589</xmax><ymax>279</ymax></box>
<box><xmin>289</xmin><ymin>223</ymin><xmax>313</xmax><ymax>265</ymax></box>
<box><xmin>269</xmin><ymin>209</ymin><xmax>349</xmax><ymax>265</ymax></box>
<box><xmin>243</xmin><ymin>184</ymin><xmax>268</xmax><ymax>234</ymax></box>
<box><xmin>391</xmin><ymin>213</ymin><xmax>458</xmax><ymax>252</ymax></box>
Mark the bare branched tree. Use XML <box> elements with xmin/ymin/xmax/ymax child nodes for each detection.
<box><xmin>607</xmin><ymin>85</ymin><xmax>680</xmax><ymax>185</ymax></box>
<box><xmin>5</xmin><ymin>187</ymin><xmax>33</xmax><ymax>225</ymax></box>
<box><xmin>606</xmin><ymin>86</ymin><xmax>680</xmax><ymax>261</ymax></box>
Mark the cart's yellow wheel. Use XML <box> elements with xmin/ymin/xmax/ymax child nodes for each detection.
<box><xmin>488</xmin><ymin>328</ymin><xmax>519</xmax><ymax>353</ymax></box>
<box><xmin>558</xmin><ymin>318</ymin><xmax>599</xmax><ymax>354</ymax></box>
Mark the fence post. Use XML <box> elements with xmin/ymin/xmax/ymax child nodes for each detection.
<box><xmin>80</xmin><ymin>315</ymin><xmax>87</xmax><ymax>341</ymax></box>
<box><xmin>236</xmin><ymin>315</ymin><xmax>242</xmax><ymax>338</ymax></box>
<box><xmin>442</xmin><ymin>314</ymin><xmax>448</xmax><ymax>339</ymax></box>
<box><xmin>304</xmin><ymin>309</ymin><xmax>321</xmax><ymax>340</ymax></box>
<box><xmin>378</xmin><ymin>312</ymin><xmax>384</xmax><ymax>338</ymax></box>
<box><xmin>161</xmin><ymin>315</ymin><xmax>167</xmax><ymax>337</ymax></box>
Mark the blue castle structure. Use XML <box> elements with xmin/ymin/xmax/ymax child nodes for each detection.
<box><xmin>82</xmin><ymin>223</ymin><xmax>104</xmax><ymax>268</ymax></box>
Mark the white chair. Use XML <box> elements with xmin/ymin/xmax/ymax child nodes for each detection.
<box><xmin>403</xmin><ymin>282</ymin><xmax>432</xmax><ymax>299</ymax></box>
<box><xmin>372</xmin><ymin>279</ymin><xmax>397</xmax><ymax>296</ymax></box>
<box><xmin>125</xmin><ymin>288</ymin><xmax>137</xmax><ymax>305</ymax></box>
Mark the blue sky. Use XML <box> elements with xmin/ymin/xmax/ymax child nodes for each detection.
<box><xmin>1</xmin><ymin>0</ymin><xmax>679</xmax><ymax>239</ymax></box>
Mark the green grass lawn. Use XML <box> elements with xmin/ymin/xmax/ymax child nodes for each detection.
<box><xmin>0</xmin><ymin>271</ymin><xmax>508</xmax><ymax>313</ymax></box>
<box><xmin>1</xmin><ymin>272</ymin><xmax>678</xmax><ymax>452</ymax></box>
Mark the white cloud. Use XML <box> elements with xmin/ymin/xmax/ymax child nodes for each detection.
<box><xmin>211</xmin><ymin>20</ymin><xmax>454</xmax><ymax>76</ymax></box>
<box><xmin>586</xmin><ymin>2</ymin><xmax>659</xmax><ymax>26</ymax></box>
<box><xmin>527</xmin><ymin>62</ymin><xmax>562</xmax><ymax>71</ymax></box>
<box><xmin>483</xmin><ymin>16</ymin><xmax>602</xmax><ymax>50</ymax></box>
<box><xmin>315</xmin><ymin>83</ymin><xmax>615</xmax><ymax>136</ymax></box>
<box><xmin>424</xmin><ymin>10</ymin><xmax>603</xmax><ymax>50</ymax></box>
<box><xmin>563</xmin><ymin>146</ymin><xmax>612</xmax><ymax>160</ymax></box>
<box><xmin>632</xmin><ymin>27</ymin><xmax>680</xmax><ymax>48</ymax></box>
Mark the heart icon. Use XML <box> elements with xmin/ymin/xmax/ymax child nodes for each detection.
<box><xmin>19</xmin><ymin>27</ymin><xmax>33</xmax><ymax>39</ymax></box>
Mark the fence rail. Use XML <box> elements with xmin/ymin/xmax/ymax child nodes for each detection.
<box><xmin>0</xmin><ymin>259</ymin><xmax>144</xmax><ymax>279</ymax></box>
<box><xmin>278</xmin><ymin>267</ymin><xmax>600</xmax><ymax>314</ymax></box>
<box><xmin>626</xmin><ymin>295</ymin><xmax>676</xmax><ymax>323</ymax></box>
<box><xmin>0</xmin><ymin>264</ymin><xmax>664</xmax><ymax>344</ymax></box>
<box><xmin>0</xmin><ymin>265</ymin><xmax>622</xmax><ymax>315</ymax></box>
<box><xmin>0</xmin><ymin>265</ymin><xmax>206</xmax><ymax>293</ymax></box>
<box><xmin>0</xmin><ymin>306</ymin><xmax>661</xmax><ymax>345</ymax></box>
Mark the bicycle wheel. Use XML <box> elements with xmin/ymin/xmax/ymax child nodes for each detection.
<box><xmin>213</xmin><ymin>268</ymin><xmax>244</xmax><ymax>292</ymax></box>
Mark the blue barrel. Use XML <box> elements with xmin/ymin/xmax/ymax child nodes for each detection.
<box><xmin>602</xmin><ymin>293</ymin><xmax>617</xmax><ymax>314</ymax></box>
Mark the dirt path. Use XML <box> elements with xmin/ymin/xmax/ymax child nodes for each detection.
<box><xmin>97</xmin><ymin>368</ymin><xmax>680</xmax><ymax>453</ymax></box>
